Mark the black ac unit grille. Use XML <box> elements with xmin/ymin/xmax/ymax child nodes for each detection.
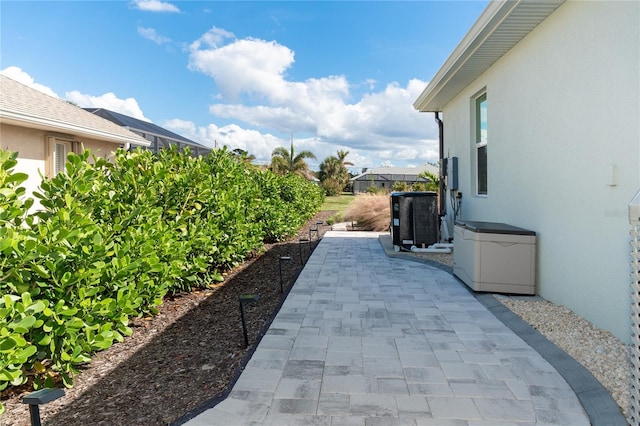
<box><xmin>390</xmin><ymin>192</ymin><xmax>438</xmax><ymax>249</ymax></box>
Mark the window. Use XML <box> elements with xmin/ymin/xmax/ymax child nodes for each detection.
<box><xmin>46</xmin><ymin>137</ymin><xmax>74</xmax><ymax>177</ymax></box>
<box><xmin>53</xmin><ymin>143</ymin><xmax>68</xmax><ymax>174</ymax></box>
<box><xmin>475</xmin><ymin>93</ymin><xmax>487</xmax><ymax>195</ymax></box>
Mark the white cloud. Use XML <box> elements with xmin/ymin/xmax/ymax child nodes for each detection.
<box><xmin>137</xmin><ymin>27</ymin><xmax>171</xmax><ymax>45</ymax></box>
<box><xmin>130</xmin><ymin>0</ymin><xmax>180</xmax><ymax>13</ymax></box>
<box><xmin>186</xmin><ymin>29</ymin><xmax>440</xmax><ymax>168</ymax></box>
<box><xmin>189</xmin><ymin>35</ymin><xmax>296</xmax><ymax>101</ymax></box>
<box><xmin>163</xmin><ymin>119</ymin><xmax>287</xmax><ymax>163</ymax></box>
<box><xmin>162</xmin><ymin>117</ymin><xmax>433</xmax><ymax>171</ymax></box>
<box><xmin>189</xmin><ymin>27</ymin><xmax>235</xmax><ymax>51</ymax></box>
<box><xmin>0</xmin><ymin>66</ymin><xmax>58</xmax><ymax>97</ymax></box>
<box><xmin>65</xmin><ymin>91</ymin><xmax>151</xmax><ymax>122</ymax></box>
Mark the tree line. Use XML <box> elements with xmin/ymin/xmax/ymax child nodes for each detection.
<box><xmin>266</xmin><ymin>140</ymin><xmax>353</xmax><ymax>196</ymax></box>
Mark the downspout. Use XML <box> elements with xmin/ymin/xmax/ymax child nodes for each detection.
<box><xmin>435</xmin><ymin>112</ymin><xmax>445</xmax><ymax>217</ymax></box>
<box><xmin>410</xmin><ymin>111</ymin><xmax>453</xmax><ymax>253</ymax></box>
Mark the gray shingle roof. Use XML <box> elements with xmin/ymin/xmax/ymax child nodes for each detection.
<box><xmin>0</xmin><ymin>75</ymin><xmax>149</xmax><ymax>146</ymax></box>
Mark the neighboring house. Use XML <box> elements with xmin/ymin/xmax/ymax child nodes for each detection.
<box><xmin>85</xmin><ymin>108</ymin><xmax>211</xmax><ymax>157</ymax></box>
<box><xmin>0</xmin><ymin>74</ymin><xmax>150</xmax><ymax>204</ymax></box>
<box><xmin>351</xmin><ymin>164</ymin><xmax>438</xmax><ymax>194</ymax></box>
<box><xmin>414</xmin><ymin>0</ymin><xmax>639</xmax><ymax>341</ymax></box>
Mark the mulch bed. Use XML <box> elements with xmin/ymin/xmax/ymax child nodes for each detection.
<box><xmin>1</xmin><ymin>211</ymin><xmax>334</xmax><ymax>426</ymax></box>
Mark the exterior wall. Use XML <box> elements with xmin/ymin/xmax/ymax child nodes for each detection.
<box><xmin>2</xmin><ymin>124</ymin><xmax>47</xmax><ymax>202</ymax></box>
<box><xmin>1</xmin><ymin>123</ymin><xmax>120</xmax><ymax>207</ymax></box>
<box><xmin>82</xmin><ymin>139</ymin><xmax>118</xmax><ymax>162</ymax></box>
<box><xmin>441</xmin><ymin>1</ymin><xmax>639</xmax><ymax>340</ymax></box>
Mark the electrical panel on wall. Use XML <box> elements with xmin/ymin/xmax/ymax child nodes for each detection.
<box><xmin>446</xmin><ymin>157</ymin><xmax>458</xmax><ymax>190</ymax></box>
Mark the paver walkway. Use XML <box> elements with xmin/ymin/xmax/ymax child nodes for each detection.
<box><xmin>184</xmin><ymin>231</ymin><xmax>590</xmax><ymax>425</ymax></box>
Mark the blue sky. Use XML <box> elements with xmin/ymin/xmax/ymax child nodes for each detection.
<box><xmin>1</xmin><ymin>0</ymin><xmax>488</xmax><ymax>171</ymax></box>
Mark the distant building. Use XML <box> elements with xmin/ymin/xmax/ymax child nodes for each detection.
<box><xmin>350</xmin><ymin>164</ymin><xmax>438</xmax><ymax>194</ymax></box>
<box><xmin>84</xmin><ymin>108</ymin><xmax>211</xmax><ymax>157</ymax></box>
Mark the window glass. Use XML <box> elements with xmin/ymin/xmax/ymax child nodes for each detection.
<box><xmin>477</xmin><ymin>145</ymin><xmax>487</xmax><ymax>195</ymax></box>
<box><xmin>47</xmin><ymin>137</ymin><xmax>73</xmax><ymax>177</ymax></box>
<box><xmin>475</xmin><ymin>93</ymin><xmax>487</xmax><ymax>195</ymax></box>
<box><xmin>476</xmin><ymin>95</ymin><xmax>487</xmax><ymax>144</ymax></box>
<box><xmin>54</xmin><ymin>143</ymin><xmax>67</xmax><ymax>175</ymax></box>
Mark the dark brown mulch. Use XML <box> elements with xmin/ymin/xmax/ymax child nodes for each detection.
<box><xmin>1</xmin><ymin>211</ymin><xmax>334</xmax><ymax>426</ymax></box>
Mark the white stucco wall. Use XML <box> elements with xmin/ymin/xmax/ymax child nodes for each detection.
<box><xmin>440</xmin><ymin>1</ymin><xmax>639</xmax><ymax>341</ymax></box>
<box><xmin>2</xmin><ymin>125</ymin><xmax>47</xmax><ymax>209</ymax></box>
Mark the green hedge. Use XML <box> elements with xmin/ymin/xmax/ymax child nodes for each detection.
<box><xmin>0</xmin><ymin>147</ymin><xmax>323</xmax><ymax>412</ymax></box>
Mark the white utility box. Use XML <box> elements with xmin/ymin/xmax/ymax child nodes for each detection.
<box><xmin>453</xmin><ymin>221</ymin><xmax>536</xmax><ymax>295</ymax></box>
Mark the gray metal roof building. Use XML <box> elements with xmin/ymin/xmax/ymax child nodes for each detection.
<box><xmin>85</xmin><ymin>108</ymin><xmax>211</xmax><ymax>157</ymax></box>
<box><xmin>350</xmin><ymin>164</ymin><xmax>439</xmax><ymax>194</ymax></box>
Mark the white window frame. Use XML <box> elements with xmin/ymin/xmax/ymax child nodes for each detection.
<box><xmin>46</xmin><ymin>136</ymin><xmax>75</xmax><ymax>177</ymax></box>
<box><xmin>474</xmin><ymin>92</ymin><xmax>488</xmax><ymax>196</ymax></box>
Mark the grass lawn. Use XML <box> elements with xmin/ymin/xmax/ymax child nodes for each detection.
<box><xmin>321</xmin><ymin>193</ymin><xmax>355</xmax><ymax>213</ymax></box>
<box><xmin>320</xmin><ymin>193</ymin><xmax>356</xmax><ymax>224</ymax></box>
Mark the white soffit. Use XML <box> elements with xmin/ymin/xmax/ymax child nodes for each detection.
<box><xmin>414</xmin><ymin>0</ymin><xmax>565</xmax><ymax>112</ymax></box>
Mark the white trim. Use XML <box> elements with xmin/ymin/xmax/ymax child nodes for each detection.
<box><xmin>414</xmin><ymin>0</ymin><xmax>564</xmax><ymax>112</ymax></box>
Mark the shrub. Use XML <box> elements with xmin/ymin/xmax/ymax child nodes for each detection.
<box><xmin>392</xmin><ymin>181</ymin><xmax>409</xmax><ymax>192</ymax></box>
<box><xmin>252</xmin><ymin>170</ymin><xmax>324</xmax><ymax>242</ymax></box>
<box><xmin>320</xmin><ymin>178</ymin><xmax>342</xmax><ymax>196</ymax></box>
<box><xmin>0</xmin><ymin>146</ymin><xmax>323</xmax><ymax>410</ymax></box>
<box><xmin>342</xmin><ymin>193</ymin><xmax>390</xmax><ymax>231</ymax></box>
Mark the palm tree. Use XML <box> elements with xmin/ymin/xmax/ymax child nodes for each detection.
<box><xmin>336</xmin><ymin>149</ymin><xmax>354</xmax><ymax>168</ymax></box>
<box><xmin>323</xmin><ymin>150</ymin><xmax>354</xmax><ymax>184</ymax></box>
<box><xmin>318</xmin><ymin>156</ymin><xmax>342</xmax><ymax>182</ymax></box>
<box><xmin>270</xmin><ymin>139</ymin><xmax>317</xmax><ymax>177</ymax></box>
<box><xmin>418</xmin><ymin>170</ymin><xmax>440</xmax><ymax>192</ymax></box>
<box><xmin>319</xmin><ymin>150</ymin><xmax>354</xmax><ymax>195</ymax></box>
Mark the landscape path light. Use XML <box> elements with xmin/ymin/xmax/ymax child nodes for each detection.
<box><xmin>299</xmin><ymin>237</ymin><xmax>310</xmax><ymax>264</ymax></box>
<box><xmin>21</xmin><ymin>388</ymin><xmax>65</xmax><ymax>426</ymax></box>
<box><xmin>278</xmin><ymin>256</ymin><xmax>292</xmax><ymax>294</ymax></box>
<box><xmin>239</xmin><ymin>294</ymin><xmax>260</xmax><ymax>347</ymax></box>
<box><xmin>309</xmin><ymin>226</ymin><xmax>318</xmax><ymax>241</ymax></box>
<box><xmin>310</xmin><ymin>221</ymin><xmax>323</xmax><ymax>240</ymax></box>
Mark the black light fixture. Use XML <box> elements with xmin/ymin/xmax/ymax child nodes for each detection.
<box><xmin>299</xmin><ymin>238</ymin><xmax>310</xmax><ymax>264</ymax></box>
<box><xmin>21</xmin><ymin>388</ymin><xmax>65</xmax><ymax>426</ymax></box>
<box><xmin>309</xmin><ymin>226</ymin><xmax>318</xmax><ymax>241</ymax></box>
<box><xmin>278</xmin><ymin>256</ymin><xmax>292</xmax><ymax>294</ymax></box>
<box><xmin>239</xmin><ymin>294</ymin><xmax>260</xmax><ymax>347</ymax></box>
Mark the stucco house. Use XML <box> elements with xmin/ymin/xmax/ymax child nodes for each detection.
<box><xmin>351</xmin><ymin>164</ymin><xmax>439</xmax><ymax>194</ymax></box>
<box><xmin>84</xmin><ymin>108</ymin><xmax>211</xmax><ymax>157</ymax></box>
<box><xmin>414</xmin><ymin>0</ymin><xmax>639</xmax><ymax>342</ymax></box>
<box><xmin>0</xmin><ymin>74</ymin><xmax>149</xmax><ymax>201</ymax></box>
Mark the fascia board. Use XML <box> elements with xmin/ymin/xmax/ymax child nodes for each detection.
<box><xmin>413</xmin><ymin>0</ymin><xmax>520</xmax><ymax>112</ymax></box>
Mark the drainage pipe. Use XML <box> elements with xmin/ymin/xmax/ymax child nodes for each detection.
<box><xmin>410</xmin><ymin>245</ymin><xmax>452</xmax><ymax>254</ymax></box>
<box><xmin>435</xmin><ymin>112</ymin><xmax>445</xmax><ymax>218</ymax></box>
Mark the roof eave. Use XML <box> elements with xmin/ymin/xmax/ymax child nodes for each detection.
<box><xmin>0</xmin><ymin>110</ymin><xmax>151</xmax><ymax>147</ymax></box>
<box><xmin>414</xmin><ymin>0</ymin><xmax>564</xmax><ymax>112</ymax></box>
<box><xmin>126</xmin><ymin>126</ymin><xmax>204</xmax><ymax>148</ymax></box>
